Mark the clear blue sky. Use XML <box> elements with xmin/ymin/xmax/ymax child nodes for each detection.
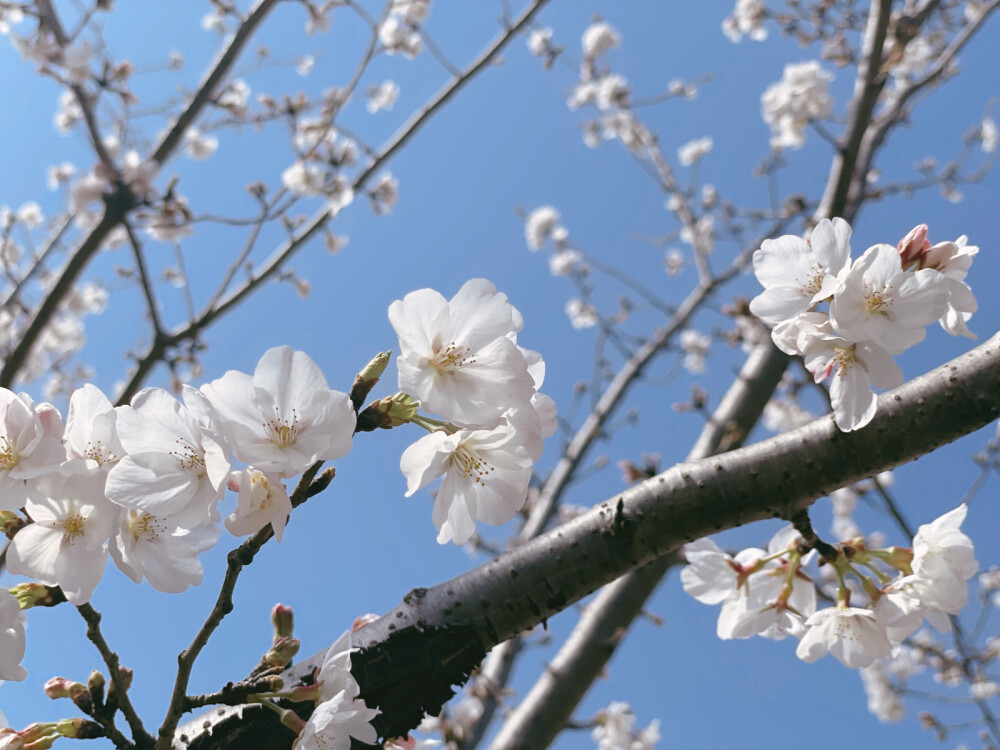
<box><xmin>1</xmin><ymin>2</ymin><xmax>998</xmax><ymax>748</ymax></box>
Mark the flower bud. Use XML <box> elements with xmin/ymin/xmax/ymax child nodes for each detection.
<box><xmin>350</xmin><ymin>351</ymin><xmax>391</xmax><ymax>410</ymax></box>
<box><xmin>262</xmin><ymin>636</ymin><xmax>300</xmax><ymax>669</ymax></box>
<box><xmin>54</xmin><ymin>718</ymin><xmax>104</xmax><ymax>740</ymax></box>
<box><xmin>9</xmin><ymin>582</ymin><xmax>66</xmax><ymax>609</ymax></box>
<box><xmin>271</xmin><ymin>603</ymin><xmax>294</xmax><ymax>639</ymax></box>
<box><xmin>43</xmin><ymin>677</ymin><xmax>88</xmax><ymax>701</ymax></box>
<box><xmin>897</xmin><ymin>223</ymin><xmax>931</xmax><ymax>268</ymax></box>
<box><xmin>87</xmin><ymin>670</ymin><xmax>106</xmax><ymax>707</ymax></box>
<box><xmin>118</xmin><ymin>666</ymin><xmax>134</xmax><ymax>690</ymax></box>
<box><xmin>355</xmin><ymin>392</ymin><xmax>419</xmax><ymax>432</ymax></box>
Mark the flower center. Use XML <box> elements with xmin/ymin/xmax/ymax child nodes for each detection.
<box><xmin>0</xmin><ymin>436</ymin><xmax>20</xmax><ymax>470</ymax></box>
<box><xmin>796</xmin><ymin>263</ymin><xmax>826</xmax><ymax>297</ymax></box>
<box><xmin>61</xmin><ymin>514</ymin><xmax>87</xmax><ymax>543</ymax></box>
<box><xmin>264</xmin><ymin>408</ymin><xmax>300</xmax><ymax>448</ymax></box>
<box><xmin>452</xmin><ymin>444</ymin><xmax>495</xmax><ymax>485</ymax></box>
<box><xmin>128</xmin><ymin>510</ymin><xmax>166</xmax><ymax>541</ymax></box>
<box><xmin>84</xmin><ymin>439</ymin><xmax>118</xmax><ymax>466</ymax></box>
<box><xmin>430</xmin><ymin>342</ymin><xmax>475</xmax><ymax>372</ymax></box>
<box><xmin>170</xmin><ymin>437</ymin><xmax>206</xmax><ymax>474</ymax></box>
<box><xmin>863</xmin><ymin>284</ymin><xmax>893</xmax><ymax>316</ymax></box>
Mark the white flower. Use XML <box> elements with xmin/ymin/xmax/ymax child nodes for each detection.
<box><xmin>389</xmin><ymin>279</ymin><xmax>536</xmax><ymax>424</ymax></box>
<box><xmin>796</xmin><ymin>606</ymin><xmax>893</xmax><ymax>668</ymax></box>
<box><xmin>565</xmin><ymin>299</ymin><xmax>598</xmax><ymax>329</ymax></box>
<box><xmin>296</xmin><ymin>55</ymin><xmax>315</xmax><ymax>76</ymax></box>
<box><xmin>901</xmin><ymin>504</ymin><xmax>977</xmax><ymax>615</ymax></box>
<box><xmin>63</xmin><ymin>384</ymin><xmax>124</xmax><ymax>472</ymax></box>
<box><xmin>663</xmin><ymin>248</ymin><xmax>684</xmax><ymax>276</ymax></box>
<box><xmin>0</xmin><ymin>589</ymin><xmax>27</xmax><ymax>682</ymax></box>
<box><xmin>800</xmin><ymin>324</ymin><xmax>903</xmax><ymax>432</ymax></box>
<box><xmin>915</xmin><ymin>235</ymin><xmax>979</xmax><ymax>339</ymax></box>
<box><xmin>217</xmin><ymin>79</ymin><xmax>250</xmax><ymax>114</ymax></box>
<box><xmin>400</xmin><ymin>421</ymin><xmax>533</xmax><ymax>545</ymax></box>
<box><xmin>677</xmin><ymin>136</ymin><xmax>713</xmax><ymax>166</ymax></box>
<box><xmin>105</xmin><ymin>387</ymin><xmax>231</xmax><ymax>520</ymax></box>
<box><xmin>549</xmin><ymin>249</ymin><xmax>582</xmax><ymax>276</ymax></box>
<box><xmin>723</xmin><ymin>0</ymin><xmax>768</xmax><ymax>43</ymax></box>
<box><xmin>749</xmin><ymin>217</ymin><xmax>852</xmax><ymax>327</ymax></box>
<box><xmin>370</xmin><ymin>173</ymin><xmax>399</xmax><ymax>215</ymax></box>
<box><xmin>294</xmin><ymin>630</ymin><xmax>380</xmax><ymax>750</ymax></box>
<box><xmin>224</xmin><ymin>467</ymin><xmax>293</xmax><ymax>542</ymax></box>
<box><xmin>184</xmin><ymin>129</ymin><xmax>219</xmax><ymax>160</ymax></box>
<box><xmin>282</xmin><ymin>161</ymin><xmax>325</xmax><ymax>197</ymax></box>
<box><xmin>293</xmin><ymin>694</ymin><xmax>379</xmax><ymax>750</ymax></box>
<box><xmin>761</xmin><ymin>61</ymin><xmax>834</xmax><ymax>150</ymax></box>
<box><xmin>16</xmin><ymin>202</ymin><xmax>43</xmax><ymax>229</ymax></box>
<box><xmin>0</xmin><ymin>389</ymin><xmax>66</xmax><ymax>512</ymax></box>
<box><xmin>830</xmin><ymin>243</ymin><xmax>949</xmax><ymax>354</ymax></box>
<box><xmin>524</xmin><ymin>206</ymin><xmax>565</xmax><ymax>251</ymax></box>
<box><xmin>392</xmin><ymin>0</ymin><xmax>432</xmax><ymax>25</ymax></box>
<box><xmin>111</xmin><ymin>505</ymin><xmax>220</xmax><ymax>593</ymax></box>
<box><xmin>327</xmin><ymin>175</ymin><xmax>355</xmax><ymax>217</ymax></box>
<box><xmin>982</xmin><ymin>115</ymin><xmax>998</xmax><ymax>153</ymax></box>
<box><xmin>527</xmin><ymin>28</ymin><xmax>552</xmax><ymax>57</ymax></box>
<box><xmin>379</xmin><ymin>16</ymin><xmax>422</xmax><ymax>58</ymax></box>
<box><xmin>47</xmin><ymin>162</ymin><xmax>76</xmax><ymax>190</ymax></box>
<box><xmin>7</xmin><ymin>473</ymin><xmax>115</xmax><ymax>604</ymax></box>
<box><xmin>581</xmin><ymin>21</ymin><xmax>620</xmax><ymax>59</ymax></box>
<box><xmin>202</xmin><ymin>346</ymin><xmax>355</xmax><ymax>476</ymax></box>
<box><xmin>679</xmin><ymin>329</ymin><xmax>711</xmax><ymax>374</ymax></box>
<box><xmin>860</xmin><ymin>662</ymin><xmax>905</xmax><ymax>722</ymax></box>
<box><xmin>366</xmin><ymin>80</ymin><xmax>399</xmax><ymax>113</ymax></box>
<box><xmin>595</xmin><ymin>74</ymin><xmax>630</xmax><ymax>111</ymax></box>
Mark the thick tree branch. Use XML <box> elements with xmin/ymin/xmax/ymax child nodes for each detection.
<box><xmin>178</xmin><ymin>332</ymin><xmax>1000</xmax><ymax>746</ymax></box>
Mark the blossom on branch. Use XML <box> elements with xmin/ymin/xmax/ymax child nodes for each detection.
<box><xmin>0</xmin><ymin>589</ymin><xmax>27</xmax><ymax>682</ymax></box>
<box><xmin>0</xmin><ymin>389</ymin><xmax>66</xmax><ymax>511</ymax></box>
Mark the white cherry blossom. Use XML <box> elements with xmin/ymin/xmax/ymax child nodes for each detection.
<box><xmin>0</xmin><ymin>589</ymin><xmax>27</xmax><ymax>682</ymax></box>
<box><xmin>723</xmin><ymin>0</ymin><xmax>768</xmax><ymax>42</ymax></box>
<box><xmin>224</xmin><ymin>467</ymin><xmax>293</xmax><ymax>542</ymax></box>
<box><xmin>110</xmin><ymin>505</ymin><xmax>220</xmax><ymax>593</ymax></box>
<box><xmin>830</xmin><ymin>243</ymin><xmax>949</xmax><ymax>354</ymax></box>
<box><xmin>761</xmin><ymin>60</ymin><xmax>834</xmax><ymax>150</ymax></box>
<box><xmin>105</xmin><ymin>387</ymin><xmax>230</xmax><ymax>520</ymax></box>
<box><xmin>677</xmin><ymin>136</ymin><xmax>713</xmax><ymax>166</ymax></box>
<box><xmin>389</xmin><ymin>279</ymin><xmax>536</xmax><ymax>425</ymax></box>
<box><xmin>184</xmin><ymin>129</ymin><xmax>219</xmax><ymax>160</ymax></box>
<box><xmin>524</xmin><ymin>206</ymin><xmax>566</xmax><ymax>251</ymax></box>
<box><xmin>282</xmin><ymin>161</ymin><xmax>325</xmax><ymax>197</ymax></box>
<box><xmin>581</xmin><ymin>21</ymin><xmax>620</xmax><ymax>59</ymax></box>
<box><xmin>0</xmin><ymin>389</ymin><xmax>66</xmax><ymax>511</ymax></box>
<box><xmin>916</xmin><ymin>235</ymin><xmax>979</xmax><ymax>339</ymax></box>
<box><xmin>201</xmin><ymin>346</ymin><xmax>355</xmax><ymax>476</ymax></box>
<box><xmin>7</xmin><ymin>473</ymin><xmax>114</xmax><ymax>604</ymax></box>
<box><xmin>400</xmin><ymin>421</ymin><xmax>533</xmax><ymax>545</ymax></box>
<box><xmin>796</xmin><ymin>606</ymin><xmax>893</xmax><ymax>668</ymax></box>
<box><xmin>366</xmin><ymin>80</ymin><xmax>399</xmax><ymax>113</ymax></box>
<box><xmin>749</xmin><ymin>218</ymin><xmax>851</xmax><ymax>327</ymax></box>
<box><xmin>63</xmin><ymin>384</ymin><xmax>124</xmax><ymax>473</ymax></box>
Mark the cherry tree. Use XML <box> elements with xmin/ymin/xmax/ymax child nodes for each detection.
<box><xmin>1</xmin><ymin>1</ymin><xmax>999</xmax><ymax>749</ymax></box>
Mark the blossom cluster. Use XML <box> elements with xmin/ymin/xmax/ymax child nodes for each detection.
<box><xmin>0</xmin><ymin>346</ymin><xmax>356</xmax><ymax>681</ymax></box>
<box><xmin>682</xmin><ymin>505</ymin><xmax>978</xmax><ymax>669</ymax></box>
<box><xmin>760</xmin><ymin>60</ymin><xmax>834</xmax><ymax>150</ymax></box>
<box><xmin>749</xmin><ymin>218</ymin><xmax>978</xmax><ymax>431</ymax></box>
<box><xmin>389</xmin><ymin>279</ymin><xmax>555</xmax><ymax>545</ymax></box>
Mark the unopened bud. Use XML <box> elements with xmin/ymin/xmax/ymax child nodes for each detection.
<box><xmin>9</xmin><ymin>582</ymin><xmax>66</xmax><ymax>609</ymax></box>
<box><xmin>271</xmin><ymin>603</ymin><xmax>294</xmax><ymax>639</ymax></box>
<box><xmin>55</xmin><ymin>718</ymin><xmax>103</xmax><ymax>740</ymax></box>
<box><xmin>350</xmin><ymin>351</ymin><xmax>391</xmax><ymax>410</ymax></box>
<box><xmin>263</xmin><ymin>636</ymin><xmax>300</xmax><ymax>669</ymax></box>
<box><xmin>352</xmin><ymin>613</ymin><xmax>379</xmax><ymax>632</ymax></box>
<box><xmin>118</xmin><ymin>666</ymin><xmax>134</xmax><ymax>690</ymax></box>
<box><xmin>88</xmin><ymin>670</ymin><xmax>106</xmax><ymax>707</ymax></box>
<box><xmin>44</xmin><ymin>677</ymin><xmax>88</xmax><ymax>702</ymax></box>
<box><xmin>356</xmin><ymin>392</ymin><xmax>419</xmax><ymax>432</ymax></box>
<box><xmin>897</xmin><ymin>223</ymin><xmax>931</xmax><ymax>268</ymax></box>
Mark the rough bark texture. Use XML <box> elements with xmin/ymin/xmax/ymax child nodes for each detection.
<box><xmin>177</xmin><ymin>332</ymin><xmax>1000</xmax><ymax>747</ymax></box>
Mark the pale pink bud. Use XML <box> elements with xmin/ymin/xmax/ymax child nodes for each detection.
<box><xmin>897</xmin><ymin>223</ymin><xmax>931</xmax><ymax>267</ymax></box>
<box><xmin>43</xmin><ymin>677</ymin><xmax>87</xmax><ymax>701</ymax></box>
<box><xmin>271</xmin><ymin>603</ymin><xmax>294</xmax><ymax>638</ymax></box>
<box><xmin>352</xmin><ymin>613</ymin><xmax>379</xmax><ymax>632</ymax></box>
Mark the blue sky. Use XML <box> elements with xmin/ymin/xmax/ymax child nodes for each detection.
<box><xmin>1</xmin><ymin>2</ymin><xmax>999</xmax><ymax>748</ymax></box>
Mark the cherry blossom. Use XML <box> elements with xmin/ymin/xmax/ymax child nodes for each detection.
<box><xmin>915</xmin><ymin>235</ymin><xmax>979</xmax><ymax>339</ymax></box>
<box><xmin>748</xmin><ymin>217</ymin><xmax>851</xmax><ymax>327</ymax></box>
<box><xmin>224</xmin><ymin>467</ymin><xmax>293</xmax><ymax>542</ymax></box>
<box><xmin>581</xmin><ymin>21</ymin><xmax>621</xmax><ymax>59</ymax></box>
<box><xmin>201</xmin><ymin>346</ymin><xmax>355</xmax><ymax>477</ymax></box>
<box><xmin>0</xmin><ymin>589</ymin><xmax>27</xmax><ymax>682</ymax></box>
<box><xmin>184</xmin><ymin>129</ymin><xmax>219</xmax><ymax>160</ymax></box>
<box><xmin>282</xmin><ymin>161</ymin><xmax>325</xmax><ymax>197</ymax></box>
<box><xmin>829</xmin><ymin>243</ymin><xmax>949</xmax><ymax>354</ymax></box>
<box><xmin>524</xmin><ymin>205</ymin><xmax>567</xmax><ymax>251</ymax></box>
<box><xmin>389</xmin><ymin>279</ymin><xmax>536</xmax><ymax>425</ymax></box>
<box><xmin>110</xmin><ymin>506</ymin><xmax>220</xmax><ymax>593</ymax></box>
<box><xmin>400</xmin><ymin>421</ymin><xmax>533</xmax><ymax>545</ymax></box>
<box><xmin>6</xmin><ymin>473</ymin><xmax>115</xmax><ymax>605</ymax></box>
<box><xmin>106</xmin><ymin>387</ymin><xmax>230</xmax><ymax>521</ymax></box>
<box><xmin>366</xmin><ymin>80</ymin><xmax>399</xmax><ymax>113</ymax></box>
<box><xmin>795</xmin><ymin>606</ymin><xmax>893</xmax><ymax>668</ymax></box>
<box><xmin>0</xmin><ymin>389</ymin><xmax>67</xmax><ymax>512</ymax></box>
<box><xmin>62</xmin><ymin>384</ymin><xmax>124</xmax><ymax>473</ymax></box>
<box><xmin>760</xmin><ymin>60</ymin><xmax>834</xmax><ymax>150</ymax></box>
<box><xmin>723</xmin><ymin>0</ymin><xmax>768</xmax><ymax>43</ymax></box>
<box><xmin>677</xmin><ymin>136</ymin><xmax>713</xmax><ymax>166</ymax></box>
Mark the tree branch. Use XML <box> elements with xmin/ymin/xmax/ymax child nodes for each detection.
<box><xmin>179</xmin><ymin>332</ymin><xmax>1000</xmax><ymax>746</ymax></box>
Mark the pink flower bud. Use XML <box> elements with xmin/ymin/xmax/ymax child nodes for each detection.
<box><xmin>271</xmin><ymin>603</ymin><xmax>294</xmax><ymax>638</ymax></box>
<box><xmin>897</xmin><ymin>223</ymin><xmax>931</xmax><ymax>267</ymax></box>
<box><xmin>352</xmin><ymin>613</ymin><xmax>379</xmax><ymax>632</ymax></box>
<box><xmin>43</xmin><ymin>677</ymin><xmax>86</xmax><ymax>701</ymax></box>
